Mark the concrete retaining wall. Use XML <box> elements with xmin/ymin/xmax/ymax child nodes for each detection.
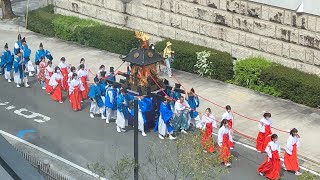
<box><xmin>51</xmin><ymin>0</ymin><xmax>320</xmax><ymax>75</ymax></box>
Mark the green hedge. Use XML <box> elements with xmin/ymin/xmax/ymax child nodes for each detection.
<box><xmin>232</xmin><ymin>57</ymin><xmax>280</xmax><ymax>96</ymax></box>
<box><xmin>155</xmin><ymin>39</ymin><xmax>233</xmax><ymax>81</ymax></box>
<box><xmin>27</xmin><ymin>6</ymin><xmax>320</xmax><ymax>108</ymax></box>
<box><xmin>52</xmin><ymin>16</ymin><xmax>99</xmax><ymax>41</ymax></box>
<box><xmin>261</xmin><ymin>64</ymin><xmax>320</xmax><ymax>108</ymax></box>
<box><xmin>77</xmin><ymin>26</ymin><xmax>139</xmax><ymax>55</ymax></box>
<box><xmin>27</xmin><ymin>5</ymin><xmax>138</xmax><ymax>55</ymax></box>
<box><xmin>26</xmin><ymin>5</ymin><xmax>58</xmax><ymax>37</ymax></box>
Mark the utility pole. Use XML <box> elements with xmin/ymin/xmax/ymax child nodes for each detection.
<box><xmin>133</xmin><ymin>97</ymin><xmax>139</xmax><ymax>180</ymax></box>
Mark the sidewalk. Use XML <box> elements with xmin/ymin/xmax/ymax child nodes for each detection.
<box><xmin>1</xmin><ymin>20</ymin><xmax>319</xmax><ymax>171</ymax></box>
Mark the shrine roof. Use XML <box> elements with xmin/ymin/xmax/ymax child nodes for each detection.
<box><xmin>120</xmin><ymin>48</ymin><xmax>163</xmax><ymax>66</ymax></box>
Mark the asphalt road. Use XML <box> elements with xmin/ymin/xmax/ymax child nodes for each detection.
<box><xmin>0</xmin><ymin>75</ymin><xmax>299</xmax><ymax>180</ymax></box>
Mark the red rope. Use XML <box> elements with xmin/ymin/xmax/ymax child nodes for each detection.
<box><xmin>87</xmin><ymin>61</ymin><xmax>125</xmax><ymax>77</ymax></box>
<box><xmin>163</xmin><ymin>62</ymin><xmax>289</xmax><ymax>133</ymax></box>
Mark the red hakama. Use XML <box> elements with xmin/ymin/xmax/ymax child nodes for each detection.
<box><xmin>61</xmin><ymin>67</ymin><xmax>68</xmax><ymax>91</ymax></box>
<box><xmin>256</xmin><ymin>125</ymin><xmax>272</xmax><ymax>152</ymax></box>
<box><xmin>200</xmin><ymin>123</ymin><xmax>215</xmax><ymax>153</ymax></box>
<box><xmin>257</xmin><ymin>150</ymin><xmax>281</xmax><ymax>180</ymax></box>
<box><xmin>69</xmin><ymin>85</ymin><xmax>82</xmax><ymax>111</ymax></box>
<box><xmin>227</xmin><ymin>119</ymin><xmax>234</xmax><ymax>148</ymax></box>
<box><xmin>219</xmin><ymin>134</ymin><xmax>231</xmax><ymax>164</ymax></box>
<box><xmin>45</xmin><ymin>72</ymin><xmax>53</xmax><ymax>93</ymax></box>
<box><xmin>50</xmin><ymin>79</ymin><xmax>62</xmax><ymax>102</ymax></box>
<box><xmin>80</xmin><ymin>76</ymin><xmax>88</xmax><ymax>99</ymax></box>
<box><xmin>227</xmin><ymin>119</ymin><xmax>233</xmax><ymax>128</ymax></box>
<box><xmin>284</xmin><ymin>143</ymin><xmax>299</xmax><ymax>171</ymax></box>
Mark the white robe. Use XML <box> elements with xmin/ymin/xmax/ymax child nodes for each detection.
<box><xmin>27</xmin><ymin>61</ymin><xmax>35</xmax><ymax>72</ymax></box>
<box><xmin>58</xmin><ymin>61</ymin><xmax>68</xmax><ymax>69</ymax></box>
<box><xmin>158</xmin><ymin>114</ymin><xmax>173</xmax><ymax>136</ymax></box>
<box><xmin>218</xmin><ymin>126</ymin><xmax>233</xmax><ymax>147</ymax></box>
<box><xmin>116</xmin><ymin>110</ymin><xmax>127</xmax><ymax>128</ymax></box>
<box><xmin>49</xmin><ymin>73</ymin><xmax>63</xmax><ymax>88</ymax></box>
<box><xmin>13</xmin><ymin>59</ymin><xmax>22</xmax><ymax>84</ymax></box>
<box><xmin>265</xmin><ymin>141</ymin><xmax>281</xmax><ymax>159</ymax></box>
<box><xmin>138</xmin><ymin>102</ymin><xmax>145</xmax><ymax>132</ymax></box>
<box><xmin>201</xmin><ymin>114</ymin><xmax>217</xmax><ymax>130</ymax></box>
<box><xmin>45</xmin><ymin>66</ymin><xmax>54</xmax><ymax>80</ymax></box>
<box><xmin>222</xmin><ymin>111</ymin><xmax>233</xmax><ymax>121</ymax></box>
<box><xmin>285</xmin><ymin>135</ymin><xmax>300</xmax><ymax>155</ymax></box>
<box><xmin>258</xmin><ymin>118</ymin><xmax>272</xmax><ymax>133</ymax></box>
<box><xmin>68</xmin><ymin>79</ymin><xmax>84</xmax><ymax>95</ymax></box>
<box><xmin>77</xmin><ymin>69</ymin><xmax>89</xmax><ymax>80</ymax></box>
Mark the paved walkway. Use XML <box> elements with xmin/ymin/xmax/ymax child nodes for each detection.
<box><xmin>0</xmin><ymin>18</ymin><xmax>319</xmax><ymax>172</ymax></box>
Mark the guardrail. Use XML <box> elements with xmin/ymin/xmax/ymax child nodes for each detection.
<box><xmin>16</xmin><ymin>148</ymin><xmax>70</xmax><ymax>180</ymax></box>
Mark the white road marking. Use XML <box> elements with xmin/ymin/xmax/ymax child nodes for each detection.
<box><xmin>5</xmin><ymin>105</ymin><xmax>15</xmax><ymax>110</ymax></box>
<box><xmin>14</xmin><ymin>108</ymin><xmax>51</xmax><ymax>123</ymax></box>
<box><xmin>0</xmin><ymin>130</ymin><xmax>107</xmax><ymax>180</ymax></box>
<box><xmin>0</xmin><ymin>102</ymin><xmax>9</xmax><ymax>106</ymax></box>
<box><xmin>212</xmin><ymin>132</ymin><xmax>320</xmax><ymax>176</ymax></box>
<box><xmin>0</xmin><ymin>100</ymin><xmax>51</xmax><ymax>123</ymax></box>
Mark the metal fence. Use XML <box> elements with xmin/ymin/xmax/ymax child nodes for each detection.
<box><xmin>15</xmin><ymin>148</ymin><xmax>70</xmax><ymax>180</ymax></box>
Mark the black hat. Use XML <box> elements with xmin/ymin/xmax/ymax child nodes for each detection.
<box><xmin>15</xmin><ymin>48</ymin><xmax>21</xmax><ymax>55</ymax></box>
<box><xmin>40</xmin><ymin>43</ymin><xmax>43</xmax><ymax>48</ymax></box>
<box><xmin>175</xmin><ymin>83</ymin><xmax>181</xmax><ymax>89</ymax></box>
<box><xmin>165</xmin><ymin>85</ymin><xmax>173</xmax><ymax>91</ymax></box>
<box><xmin>18</xmin><ymin>34</ymin><xmax>21</xmax><ymax>41</ymax></box>
<box><xmin>100</xmin><ymin>71</ymin><xmax>106</xmax><ymax>77</ymax></box>
<box><xmin>163</xmin><ymin>79</ymin><xmax>169</xmax><ymax>86</ymax></box>
<box><xmin>110</xmin><ymin>67</ymin><xmax>114</xmax><ymax>73</ymax></box>
<box><xmin>105</xmin><ymin>79</ymin><xmax>114</xmax><ymax>85</ymax></box>
<box><xmin>175</xmin><ymin>89</ymin><xmax>185</xmax><ymax>94</ymax></box>
<box><xmin>94</xmin><ymin>76</ymin><xmax>99</xmax><ymax>83</ymax></box>
<box><xmin>4</xmin><ymin>43</ymin><xmax>8</xmax><ymax>49</ymax></box>
<box><xmin>61</xmin><ymin>57</ymin><xmax>66</xmax><ymax>61</ymax></box>
<box><xmin>21</xmin><ymin>37</ymin><xmax>26</xmax><ymax>43</ymax></box>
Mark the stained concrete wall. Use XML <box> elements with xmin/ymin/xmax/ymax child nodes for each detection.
<box><xmin>51</xmin><ymin>0</ymin><xmax>320</xmax><ymax>75</ymax></box>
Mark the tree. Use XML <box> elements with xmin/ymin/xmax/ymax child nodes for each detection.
<box><xmin>139</xmin><ymin>133</ymin><xmax>228</xmax><ymax>180</ymax></box>
<box><xmin>87</xmin><ymin>132</ymin><xmax>228</xmax><ymax>180</ymax></box>
<box><xmin>1</xmin><ymin>0</ymin><xmax>16</xmax><ymax>19</ymax></box>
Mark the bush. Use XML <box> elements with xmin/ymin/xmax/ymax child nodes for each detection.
<box><xmin>232</xmin><ymin>57</ymin><xmax>280</xmax><ymax>96</ymax></box>
<box><xmin>27</xmin><ymin>6</ymin><xmax>139</xmax><ymax>55</ymax></box>
<box><xmin>77</xmin><ymin>25</ymin><xmax>139</xmax><ymax>55</ymax></box>
<box><xmin>52</xmin><ymin>16</ymin><xmax>99</xmax><ymax>41</ymax></box>
<box><xmin>26</xmin><ymin>5</ymin><xmax>58</xmax><ymax>37</ymax></box>
<box><xmin>156</xmin><ymin>39</ymin><xmax>233</xmax><ymax>81</ymax></box>
<box><xmin>261</xmin><ymin>64</ymin><xmax>320</xmax><ymax>108</ymax></box>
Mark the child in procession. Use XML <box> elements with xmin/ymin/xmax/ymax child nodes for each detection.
<box><xmin>48</xmin><ymin>66</ymin><xmax>63</xmax><ymax>103</ymax></box>
<box><xmin>258</xmin><ymin>134</ymin><xmax>281</xmax><ymax>180</ymax></box>
<box><xmin>256</xmin><ymin>111</ymin><xmax>273</xmax><ymax>153</ymax></box>
<box><xmin>200</xmin><ymin>108</ymin><xmax>216</xmax><ymax>153</ymax></box>
<box><xmin>218</xmin><ymin>119</ymin><xmax>233</xmax><ymax>167</ymax></box>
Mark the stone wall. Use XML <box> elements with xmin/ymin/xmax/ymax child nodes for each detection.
<box><xmin>52</xmin><ymin>0</ymin><xmax>320</xmax><ymax>75</ymax></box>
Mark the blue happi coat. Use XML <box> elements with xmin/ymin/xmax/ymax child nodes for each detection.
<box><xmin>106</xmin><ymin>72</ymin><xmax>116</xmax><ymax>81</ymax></box>
<box><xmin>187</xmin><ymin>95</ymin><xmax>200</xmax><ymax>118</ymax></box>
<box><xmin>98</xmin><ymin>81</ymin><xmax>106</xmax><ymax>96</ymax></box>
<box><xmin>1</xmin><ymin>50</ymin><xmax>14</xmax><ymax>71</ymax></box>
<box><xmin>21</xmin><ymin>44</ymin><xmax>31</xmax><ymax>64</ymax></box>
<box><xmin>88</xmin><ymin>84</ymin><xmax>104</xmax><ymax>107</ymax></box>
<box><xmin>154</xmin><ymin>102</ymin><xmax>173</xmax><ymax>132</ymax></box>
<box><xmin>13</xmin><ymin>56</ymin><xmax>24</xmax><ymax>79</ymax></box>
<box><xmin>117</xmin><ymin>93</ymin><xmax>126</xmax><ymax>112</ymax></box>
<box><xmin>105</xmin><ymin>87</ymin><xmax>117</xmax><ymax>110</ymax></box>
<box><xmin>35</xmin><ymin>49</ymin><xmax>53</xmax><ymax>63</ymax></box>
<box><xmin>138</xmin><ymin>98</ymin><xmax>149</xmax><ymax>124</ymax></box>
<box><xmin>14</xmin><ymin>41</ymin><xmax>22</xmax><ymax>55</ymax></box>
